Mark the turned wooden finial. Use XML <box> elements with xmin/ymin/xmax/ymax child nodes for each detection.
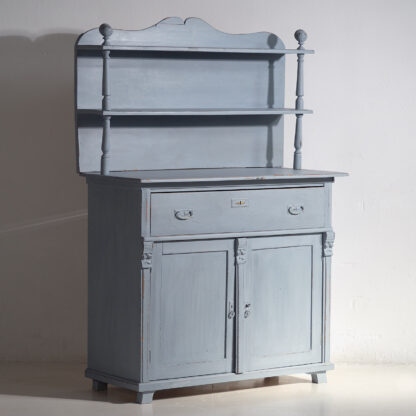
<box><xmin>99</xmin><ymin>23</ymin><xmax>113</xmax><ymax>45</ymax></box>
<box><xmin>294</xmin><ymin>29</ymin><xmax>307</xmax><ymax>50</ymax></box>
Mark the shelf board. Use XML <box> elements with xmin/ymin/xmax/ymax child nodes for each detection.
<box><xmin>77</xmin><ymin>45</ymin><xmax>314</xmax><ymax>55</ymax></box>
<box><xmin>78</xmin><ymin>108</ymin><xmax>313</xmax><ymax>116</ymax></box>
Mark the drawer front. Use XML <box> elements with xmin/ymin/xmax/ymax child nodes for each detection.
<box><xmin>150</xmin><ymin>187</ymin><xmax>327</xmax><ymax>237</ymax></box>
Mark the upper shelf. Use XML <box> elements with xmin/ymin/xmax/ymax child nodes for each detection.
<box><xmin>77</xmin><ymin>108</ymin><xmax>313</xmax><ymax>116</ymax></box>
<box><xmin>77</xmin><ymin>44</ymin><xmax>314</xmax><ymax>55</ymax></box>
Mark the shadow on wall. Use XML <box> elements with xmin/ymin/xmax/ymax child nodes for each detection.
<box><xmin>0</xmin><ymin>34</ymin><xmax>88</xmax><ymax>362</ymax></box>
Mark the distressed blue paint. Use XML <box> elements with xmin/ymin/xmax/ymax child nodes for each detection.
<box><xmin>78</xmin><ymin>18</ymin><xmax>347</xmax><ymax>404</ymax></box>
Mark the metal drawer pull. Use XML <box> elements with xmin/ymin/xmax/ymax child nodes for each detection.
<box><xmin>288</xmin><ymin>204</ymin><xmax>304</xmax><ymax>215</ymax></box>
<box><xmin>174</xmin><ymin>209</ymin><xmax>194</xmax><ymax>220</ymax></box>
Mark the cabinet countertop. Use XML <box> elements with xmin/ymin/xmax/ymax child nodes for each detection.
<box><xmin>83</xmin><ymin>167</ymin><xmax>348</xmax><ymax>184</ymax></box>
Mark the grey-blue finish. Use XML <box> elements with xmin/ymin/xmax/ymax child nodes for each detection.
<box><xmin>240</xmin><ymin>235</ymin><xmax>323</xmax><ymax>372</ymax></box>
<box><xmin>75</xmin><ymin>17</ymin><xmax>316</xmax><ymax>174</ymax></box>
<box><xmin>148</xmin><ymin>239</ymin><xmax>235</xmax><ymax>380</ymax></box>
<box><xmin>150</xmin><ymin>186</ymin><xmax>329</xmax><ymax>236</ymax></box>
<box><xmin>78</xmin><ymin>18</ymin><xmax>347</xmax><ymax>404</ymax></box>
<box><xmin>87</xmin><ymin>184</ymin><xmax>142</xmax><ymax>381</ymax></box>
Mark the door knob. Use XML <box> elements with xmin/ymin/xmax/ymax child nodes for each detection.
<box><xmin>228</xmin><ymin>301</ymin><xmax>235</xmax><ymax>319</ymax></box>
<box><xmin>244</xmin><ymin>303</ymin><xmax>251</xmax><ymax>318</ymax></box>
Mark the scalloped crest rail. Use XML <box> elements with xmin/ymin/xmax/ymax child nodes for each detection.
<box><xmin>77</xmin><ymin>18</ymin><xmax>347</xmax><ymax>405</ymax></box>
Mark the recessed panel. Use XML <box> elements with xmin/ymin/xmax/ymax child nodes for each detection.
<box><xmin>250</xmin><ymin>245</ymin><xmax>312</xmax><ymax>357</ymax></box>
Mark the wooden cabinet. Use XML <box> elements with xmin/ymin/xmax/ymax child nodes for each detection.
<box><xmin>76</xmin><ymin>18</ymin><xmax>347</xmax><ymax>404</ymax></box>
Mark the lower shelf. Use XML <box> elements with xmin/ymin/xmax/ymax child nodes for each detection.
<box><xmin>85</xmin><ymin>362</ymin><xmax>334</xmax><ymax>393</ymax></box>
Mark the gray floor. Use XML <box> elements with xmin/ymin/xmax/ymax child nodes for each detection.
<box><xmin>1</xmin><ymin>363</ymin><xmax>415</xmax><ymax>415</ymax></box>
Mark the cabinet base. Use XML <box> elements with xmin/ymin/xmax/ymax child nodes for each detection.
<box><xmin>86</xmin><ymin>362</ymin><xmax>334</xmax><ymax>404</ymax></box>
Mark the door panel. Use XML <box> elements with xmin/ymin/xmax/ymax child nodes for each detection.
<box><xmin>148</xmin><ymin>239</ymin><xmax>235</xmax><ymax>380</ymax></box>
<box><xmin>237</xmin><ymin>234</ymin><xmax>322</xmax><ymax>372</ymax></box>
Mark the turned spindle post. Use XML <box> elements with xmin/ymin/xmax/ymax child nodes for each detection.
<box><xmin>293</xmin><ymin>29</ymin><xmax>307</xmax><ymax>170</ymax></box>
<box><xmin>99</xmin><ymin>23</ymin><xmax>113</xmax><ymax>175</ymax></box>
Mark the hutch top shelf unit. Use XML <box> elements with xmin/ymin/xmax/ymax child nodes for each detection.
<box><xmin>75</xmin><ymin>16</ymin><xmax>337</xmax><ymax>177</ymax></box>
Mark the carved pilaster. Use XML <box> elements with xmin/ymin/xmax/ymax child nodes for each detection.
<box><xmin>322</xmin><ymin>230</ymin><xmax>335</xmax><ymax>363</ymax></box>
<box><xmin>236</xmin><ymin>239</ymin><xmax>248</xmax><ymax>264</ymax></box>
<box><xmin>323</xmin><ymin>231</ymin><xmax>335</xmax><ymax>257</ymax></box>
<box><xmin>141</xmin><ymin>241</ymin><xmax>153</xmax><ymax>269</ymax></box>
<box><xmin>235</xmin><ymin>237</ymin><xmax>248</xmax><ymax>374</ymax></box>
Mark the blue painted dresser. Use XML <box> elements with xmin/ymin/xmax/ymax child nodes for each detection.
<box><xmin>75</xmin><ymin>17</ymin><xmax>347</xmax><ymax>404</ymax></box>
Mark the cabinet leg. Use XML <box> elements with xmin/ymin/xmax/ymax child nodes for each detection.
<box><xmin>92</xmin><ymin>379</ymin><xmax>107</xmax><ymax>391</ymax></box>
<box><xmin>137</xmin><ymin>392</ymin><xmax>154</xmax><ymax>404</ymax></box>
<box><xmin>311</xmin><ymin>371</ymin><xmax>327</xmax><ymax>384</ymax></box>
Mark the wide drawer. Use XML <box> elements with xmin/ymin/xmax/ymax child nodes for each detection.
<box><xmin>150</xmin><ymin>187</ymin><xmax>328</xmax><ymax>237</ymax></box>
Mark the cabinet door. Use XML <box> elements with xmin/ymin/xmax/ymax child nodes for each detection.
<box><xmin>237</xmin><ymin>234</ymin><xmax>323</xmax><ymax>373</ymax></box>
<box><xmin>148</xmin><ymin>239</ymin><xmax>235</xmax><ymax>381</ymax></box>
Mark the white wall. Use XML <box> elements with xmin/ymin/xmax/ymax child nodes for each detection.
<box><xmin>1</xmin><ymin>0</ymin><xmax>415</xmax><ymax>363</ymax></box>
